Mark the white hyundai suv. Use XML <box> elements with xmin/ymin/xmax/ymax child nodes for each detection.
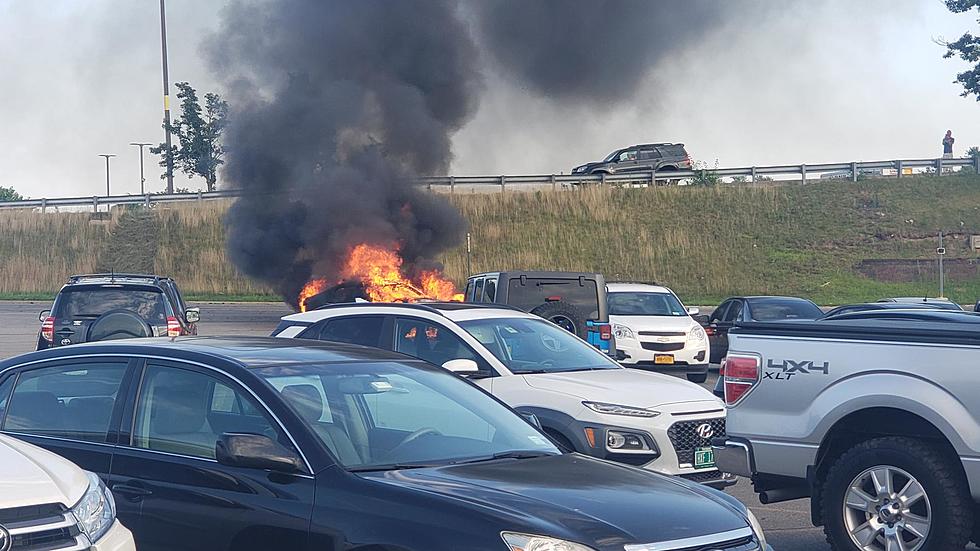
<box><xmin>274</xmin><ymin>302</ymin><xmax>735</xmax><ymax>488</ymax></box>
<box><xmin>0</xmin><ymin>433</ymin><xmax>135</xmax><ymax>551</ymax></box>
<box><xmin>607</xmin><ymin>283</ymin><xmax>710</xmax><ymax>381</ymax></box>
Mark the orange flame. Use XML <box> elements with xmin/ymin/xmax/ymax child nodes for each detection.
<box><xmin>296</xmin><ymin>243</ymin><xmax>461</xmax><ymax>311</ymax></box>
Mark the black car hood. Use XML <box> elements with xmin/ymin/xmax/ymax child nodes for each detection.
<box><xmin>359</xmin><ymin>453</ymin><xmax>748</xmax><ymax>548</ymax></box>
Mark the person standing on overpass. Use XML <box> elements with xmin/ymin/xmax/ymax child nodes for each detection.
<box><xmin>943</xmin><ymin>129</ymin><xmax>955</xmax><ymax>158</ymax></box>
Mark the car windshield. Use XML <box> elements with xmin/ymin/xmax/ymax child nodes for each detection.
<box><xmin>749</xmin><ymin>299</ymin><xmax>823</xmax><ymax>321</ymax></box>
<box><xmin>602</xmin><ymin>149</ymin><xmax>623</xmax><ymax>162</ymax></box>
<box><xmin>457</xmin><ymin>317</ymin><xmax>621</xmax><ymax>374</ymax></box>
<box><xmin>53</xmin><ymin>287</ymin><xmax>170</xmax><ymax>322</ymax></box>
<box><xmin>608</xmin><ymin>292</ymin><xmax>687</xmax><ymax>316</ymax></box>
<box><xmin>256</xmin><ymin>361</ymin><xmax>559</xmax><ymax>471</ymax></box>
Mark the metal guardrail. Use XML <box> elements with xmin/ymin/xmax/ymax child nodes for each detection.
<box><xmin>1</xmin><ymin>156</ymin><xmax>977</xmax><ymax>210</ymax></box>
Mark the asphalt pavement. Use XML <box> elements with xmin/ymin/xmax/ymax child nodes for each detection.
<box><xmin>0</xmin><ymin>300</ymin><xmax>951</xmax><ymax>550</ymax></box>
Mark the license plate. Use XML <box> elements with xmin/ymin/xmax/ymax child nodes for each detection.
<box><xmin>694</xmin><ymin>447</ymin><xmax>715</xmax><ymax>469</ymax></box>
<box><xmin>654</xmin><ymin>354</ymin><xmax>674</xmax><ymax>365</ymax></box>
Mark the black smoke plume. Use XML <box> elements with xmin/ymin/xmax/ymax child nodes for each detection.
<box><xmin>470</xmin><ymin>0</ymin><xmax>726</xmax><ymax>103</ymax></box>
<box><xmin>207</xmin><ymin>0</ymin><xmax>480</xmax><ymax>306</ymax></box>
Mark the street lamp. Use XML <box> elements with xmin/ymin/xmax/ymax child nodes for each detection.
<box><xmin>98</xmin><ymin>154</ymin><xmax>116</xmax><ymax>198</ymax></box>
<box><xmin>159</xmin><ymin>0</ymin><xmax>175</xmax><ymax>195</ymax></box>
<box><xmin>130</xmin><ymin>142</ymin><xmax>152</xmax><ymax>195</ymax></box>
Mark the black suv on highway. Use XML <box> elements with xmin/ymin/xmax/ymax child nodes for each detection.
<box><xmin>37</xmin><ymin>273</ymin><xmax>199</xmax><ymax>350</ymax></box>
<box><xmin>571</xmin><ymin>143</ymin><xmax>692</xmax><ymax>176</ymax></box>
<box><xmin>0</xmin><ymin>337</ymin><xmax>770</xmax><ymax>551</ymax></box>
<box><xmin>464</xmin><ymin>271</ymin><xmax>615</xmax><ymax>355</ymax></box>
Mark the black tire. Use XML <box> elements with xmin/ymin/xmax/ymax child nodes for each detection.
<box><xmin>529</xmin><ymin>301</ymin><xmax>588</xmax><ymax>340</ymax></box>
<box><xmin>86</xmin><ymin>309</ymin><xmax>154</xmax><ymax>342</ymax></box>
<box><xmin>821</xmin><ymin>436</ymin><xmax>972</xmax><ymax>551</ymax></box>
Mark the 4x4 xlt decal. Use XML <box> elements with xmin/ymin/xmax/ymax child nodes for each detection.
<box><xmin>764</xmin><ymin>358</ymin><xmax>830</xmax><ymax>380</ymax></box>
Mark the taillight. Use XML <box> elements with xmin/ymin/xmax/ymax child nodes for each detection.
<box><xmin>599</xmin><ymin>324</ymin><xmax>612</xmax><ymax>341</ymax></box>
<box><xmin>167</xmin><ymin>316</ymin><xmax>181</xmax><ymax>338</ymax></box>
<box><xmin>704</xmin><ymin>325</ymin><xmax>715</xmax><ymax>336</ymax></box>
<box><xmin>41</xmin><ymin>317</ymin><xmax>55</xmax><ymax>342</ymax></box>
<box><xmin>724</xmin><ymin>354</ymin><xmax>761</xmax><ymax>406</ymax></box>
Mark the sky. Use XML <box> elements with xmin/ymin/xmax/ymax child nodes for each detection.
<box><xmin>0</xmin><ymin>0</ymin><xmax>978</xmax><ymax>199</ymax></box>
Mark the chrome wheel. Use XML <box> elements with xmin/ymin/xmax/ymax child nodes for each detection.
<box><xmin>843</xmin><ymin>465</ymin><xmax>931</xmax><ymax>551</ymax></box>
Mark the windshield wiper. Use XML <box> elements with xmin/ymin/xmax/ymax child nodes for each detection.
<box><xmin>454</xmin><ymin>450</ymin><xmax>557</xmax><ymax>465</ymax></box>
<box><xmin>348</xmin><ymin>463</ymin><xmax>442</xmax><ymax>473</ymax></box>
<box><xmin>509</xmin><ymin>368</ymin><xmax>551</xmax><ymax>374</ymax></box>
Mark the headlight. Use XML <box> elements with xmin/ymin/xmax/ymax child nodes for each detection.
<box><xmin>582</xmin><ymin>401</ymin><xmax>659</xmax><ymax>418</ymax></box>
<box><xmin>72</xmin><ymin>472</ymin><xmax>116</xmax><ymax>543</ymax></box>
<box><xmin>501</xmin><ymin>532</ymin><xmax>596</xmax><ymax>551</ymax></box>
<box><xmin>745</xmin><ymin>509</ymin><xmax>768</xmax><ymax>548</ymax></box>
<box><xmin>688</xmin><ymin>325</ymin><xmax>706</xmax><ymax>342</ymax></box>
<box><xmin>612</xmin><ymin>324</ymin><xmax>635</xmax><ymax>340</ymax></box>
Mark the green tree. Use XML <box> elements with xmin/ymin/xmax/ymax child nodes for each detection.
<box><xmin>0</xmin><ymin>186</ymin><xmax>23</xmax><ymax>201</ymax></box>
<box><xmin>151</xmin><ymin>82</ymin><xmax>228</xmax><ymax>191</ymax></box>
<box><xmin>943</xmin><ymin>0</ymin><xmax>980</xmax><ymax>99</ymax></box>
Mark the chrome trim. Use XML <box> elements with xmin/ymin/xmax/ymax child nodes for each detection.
<box><xmin>7</xmin><ymin>512</ymin><xmax>75</xmax><ymax>535</ymax></box>
<box><xmin>0</xmin><ymin>353</ymin><xmax>314</xmax><ymax>474</ymax></box>
<box><xmin>624</xmin><ymin>527</ymin><xmax>754</xmax><ymax>551</ymax></box>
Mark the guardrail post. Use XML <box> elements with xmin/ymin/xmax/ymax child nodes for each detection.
<box><xmin>937</xmin><ymin>157</ymin><xmax>943</xmax><ymax>176</ymax></box>
<box><xmin>144</xmin><ymin>194</ymin><xmax>151</xmax><ymax>208</ymax></box>
<box><xmin>550</xmin><ymin>174</ymin><xmax>557</xmax><ymax>191</ymax></box>
<box><xmin>801</xmin><ymin>164</ymin><xmax>807</xmax><ymax>185</ymax></box>
<box><xmin>851</xmin><ymin>162</ymin><xmax>858</xmax><ymax>183</ymax></box>
<box><xmin>500</xmin><ymin>175</ymin><xmax>506</xmax><ymax>191</ymax></box>
<box><xmin>975</xmin><ymin>154</ymin><xmax>980</xmax><ymax>174</ymax></box>
<box><xmin>751</xmin><ymin>166</ymin><xmax>757</xmax><ymax>182</ymax></box>
<box><xmin>92</xmin><ymin>196</ymin><xmax>99</xmax><ymax>213</ymax></box>
<box><xmin>197</xmin><ymin>191</ymin><xmax>203</xmax><ymax>202</ymax></box>
<box><xmin>650</xmin><ymin>168</ymin><xmax>656</xmax><ymax>187</ymax></box>
<box><xmin>40</xmin><ymin>198</ymin><xmax>47</xmax><ymax>213</ymax></box>
<box><xmin>449</xmin><ymin>176</ymin><xmax>456</xmax><ymax>194</ymax></box>
<box><xmin>600</xmin><ymin>172</ymin><xmax>606</xmax><ymax>186</ymax></box>
<box><xmin>896</xmin><ymin>160</ymin><xmax>903</xmax><ymax>179</ymax></box>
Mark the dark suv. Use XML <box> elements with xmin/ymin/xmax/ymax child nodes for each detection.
<box><xmin>571</xmin><ymin>143</ymin><xmax>692</xmax><ymax>176</ymax></box>
<box><xmin>464</xmin><ymin>271</ymin><xmax>615</xmax><ymax>355</ymax></box>
<box><xmin>37</xmin><ymin>273</ymin><xmax>199</xmax><ymax>350</ymax></box>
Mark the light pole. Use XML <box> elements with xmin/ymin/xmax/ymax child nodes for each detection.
<box><xmin>159</xmin><ymin>0</ymin><xmax>174</xmax><ymax>195</ymax></box>
<box><xmin>130</xmin><ymin>142</ymin><xmax>152</xmax><ymax>195</ymax></box>
<box><xmin>99</xmin><ymin>154</ymin><xmax>116</xmax><ymax>198</ymax></box>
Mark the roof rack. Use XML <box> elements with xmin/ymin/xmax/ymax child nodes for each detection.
<box><xmin>68</xmin><ymin>273</ymin><xmax>162</xmax><ymax>284</ymax></box>
<box><xmin>608</xmin><ymin>280</ymin><xmax>661</xmax><ymax>287</ymax></box>
<box><xmin>313</xmin><ymin>302</ymin><xmax>447</xmax><ymax>317</ymax></box>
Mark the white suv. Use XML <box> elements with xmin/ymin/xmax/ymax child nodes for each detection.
<box><xmin>0</xmin><ymin>433</ymin><xmax>135</xmax><ymax>551</ymax></box>
<box><xmin>607</xmin><ymin>283</ymin><xmax>710</xmax><ymax>381</ymax></box>
<box><xmin>274</xmin><ymin>302</ymin><xmax>735</xmax><ymax>488</ymax></box>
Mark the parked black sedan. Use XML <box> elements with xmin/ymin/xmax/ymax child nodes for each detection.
<box><xmin>0</xmin><ymin>337</ymin><xmax>770</xmax><ymax>551</ymax></box>
<box><xmin>704</xmin><ymin>296</ymin><xmax>822</xmax><ymax>363</ymax></box>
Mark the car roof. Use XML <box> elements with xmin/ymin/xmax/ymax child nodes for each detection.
<box><xmin>880</xmin><ymin>297</ymin><xmax>956</xmax><ymax>303</ymax></box>
<box><xmin>724</xmin><ymin>295</ymin><xmax>816</xmax><ymax>302</ymax></box>
<box><xmin>606</xmin><ymin>282</ymin><xmax>672</xmax><ymax>294</ymax></box>
<box><xmin>819</xmin><ymin>309</ymin><xmax>980</xmax><ymax>323</ymax></box>
<box><xmin>0</xmin><ymin>336</ymin><xmax>413</xmax><ymax>370</ymax></box>
<box><xmin>283</xmin><ymin>302</ymin><xmax>537</xmax><ymax>324</ymax></box>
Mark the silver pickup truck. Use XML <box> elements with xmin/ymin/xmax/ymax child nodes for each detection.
<box><xmin>713</xmin><ymin>311</ymin><xmax>980</xmax><ymax>551</ymax></box>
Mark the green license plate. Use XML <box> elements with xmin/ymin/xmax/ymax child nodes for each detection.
<box><xmin>694</xmin><ymin>447</ymin><xmax>715</xmax><ymax>469</ymax></box>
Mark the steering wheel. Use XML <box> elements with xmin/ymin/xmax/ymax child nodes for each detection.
<box><xmin>539</xmin><ymin>359</ymin><xmax>556</xmax><ymax>368</ymax></box>
<box><xmin>540</xmin><ymin>333</ymin><xmax>568</xmax><ymax>353</ymax></box>
<box><xmin>388</xmin><ymin>427</ymin><xmax>442</xmax><ymax>456</ymax></box>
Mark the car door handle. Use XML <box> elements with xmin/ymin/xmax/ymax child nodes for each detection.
<box><xmin>111</xmin><ymin>484</ymin><xmax>153</xmax><ymax>500</ymax></box>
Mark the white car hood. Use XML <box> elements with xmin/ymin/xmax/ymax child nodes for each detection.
<box><xmin>609</xmin><ymin>315</ymin><xmax>695</xmax><ymax>333</ymax></box>
<box><xmin>0</xmin><ymin>435</ymin><xmax>88</xmax><ymax>509</ymax></box>
<box><xmin>523</xmin><ymin>368</ymin><xmax>721</xmax><ymax>409</ymax></box>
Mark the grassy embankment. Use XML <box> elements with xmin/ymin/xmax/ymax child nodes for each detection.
<box><xmin>2</xmin><ymin>174</ymin><xmax>979</xmax><ymax>305</ymax></box>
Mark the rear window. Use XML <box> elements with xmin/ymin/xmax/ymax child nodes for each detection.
<box><xmin>657</xmin><ymin>145</ymin><xmax>686</xmax><ymax>157</ymax></box>
<box><xmin>749</xmin><ymin>299</ymin><xmax>822</xmax><ymax>321</ymax></box>
<box><xmin>54</xmin><ymin>287</ymin><xmax>171</xmax><ymax>323</ymax></box>
<box><xmin>506</xmin><ymin>278</ymin><xmax>599</xmax><ymax>320</ymax></box>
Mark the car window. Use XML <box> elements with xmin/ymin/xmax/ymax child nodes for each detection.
<box><xmin>0</xmin><ymin>376</ymin><xmax>14</xmax><ymax>425</ymax></box>
<box><xmin>363</xmin><ymin>374</ymin><xmax>492</xmax><ymax>440</ymax></box>
<box><xmin>54</xmin><ymin>288</ymin><xmax>171</xmax><ymax>323</ymax></box>
<box><xmin>506</xmin><ymin>278</ymin><xmax>600</xmax><ymax>320</ymax></box>
<box><xmin>724</xmin><ymin>300</ymin><xmax>743</xmax><ymax>322</ymax></box>
<box><xmin>264</xmin><ymin>375</ymin><xmax>333</xmax><ymax>423</ymax></box>
<box><xmin>3</xmin><ymin>362</ymin><xmax>127</xmax><ymax>443</ymax></box>
<box><xmin>132</xmin><ymin>365</ymin><xmax>287</xmax><ymax>460</ymax></box>
<box><xmin>464</xmin><ymin>280</ymin><xmax>475</xmax><ymax>302</ymax></box>
<box><xmin>709</xmin><ymin>301</ymin><xmax>730</xmax><ymax>323</ymax></box>
<box><xmin>393</xmin><ymin>318</ymin><xmax>483</xmax><ymax>369</ymax></box>
<box><xmin>316</xmin><ymin>316</ymin><xmax>385</xmax><ymax>348</ymax></box>
<box><xmin>473</xmin><ymin>278</ymin><xmax>485</xmax><ymax>302</ymax></box>
<box><xmin>608</xmin><ymin>292</ymin><xmax>686</xmax><ymax>316</ymax></box>
<box><xmin>748</xmin><ymin>300</ymin><xmax>823</xmax><ymax>321</ymax></box>
<box><xmin>638</xmin><ymin>148</ymin><xmax>658</xmax><ymax>160</ymax></box>
<box><xmin>483</xmin><ymin>279</ymin><xmax>497</xmax><ymax>303</ymax></box>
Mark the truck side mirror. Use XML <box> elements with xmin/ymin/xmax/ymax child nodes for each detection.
<box><xmin>39</xmin><ymin>310</ymin><xmax>51</xmax><ymax>323</ymax></box>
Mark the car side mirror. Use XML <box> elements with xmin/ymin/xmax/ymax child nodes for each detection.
<box><xmin>442</xmin><ymin>358</ymin><xmax>480</xmax><ymax>374</ymax></box>
<box><xmin>39</xmin><ymin>310</ymin><xmax>51</xmax><ymax>322</ymax></box>
<box><xmin>693</xmin><ymin>314</ymin><xmax>709</xmax><ymax>325</ymax></box>
<box><xmin>975</xmin><ymin>301</ymin><xmax>980</xmax><ymax>313</ymax></box>
<box><xmin>216</xmin><ymin>433</ymin><xmax>304</xmax><ymax>474</ymax></box>
<box><xmin>520</xmin><ymin>411</ymin><xmax>543</xmax><ymax>430</ymax></box>
<box><xmin>185</xmin><ymin>308</ymin><xmax>201</xmax><ymax>323</ymax></box>
<box><xmin>687</xmin><ymin>307</ymin><xmax>700</xmax><ymax>316</ymax></box>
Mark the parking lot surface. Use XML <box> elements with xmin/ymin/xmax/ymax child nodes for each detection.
<box><xmin>0</xmin><ymin>300</ymin><xmax>974</xmax><ymax>550</ymax></box>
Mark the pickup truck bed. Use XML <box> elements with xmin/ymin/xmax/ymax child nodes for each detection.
<box><xmin>714</xmin><ymin>314</ymin><xmax>980</xmax><ymax>551</ymax></box>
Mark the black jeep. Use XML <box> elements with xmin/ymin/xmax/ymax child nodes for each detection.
<box><xmin>37</xmin><ymin>273</ymin><xmax>200</xmax><ymax>350</ymax></box>
<box><xmin>463</xmin><ymin>271</ymin><xmax>615</xmax><ymax>355</ymax></box>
